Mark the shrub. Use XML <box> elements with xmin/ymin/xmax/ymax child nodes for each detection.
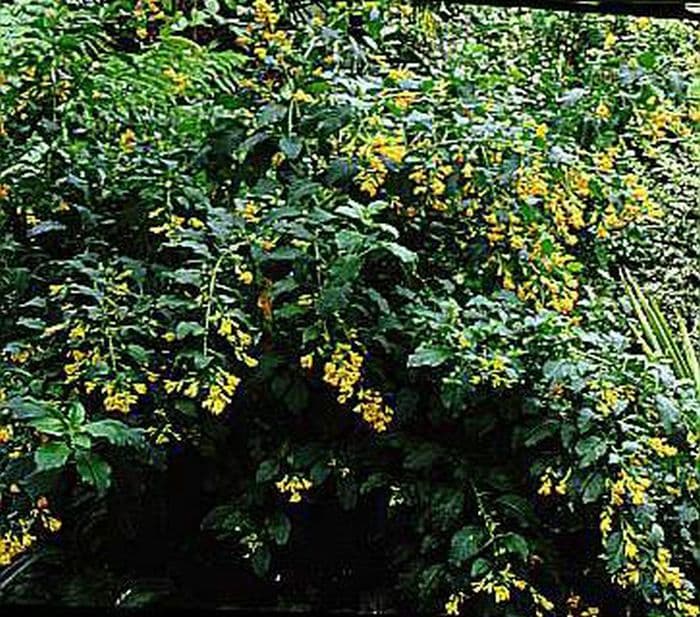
<box><xmin>1</xmin><ymin>1</ymin><xmax>698</xmax><ymax>614</ymax></box>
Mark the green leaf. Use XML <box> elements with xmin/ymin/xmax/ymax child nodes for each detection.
<box><xmin>284</xmin><ymin>380</ymin><xmax>309</xmax><ymax>413</ymax></box>
<box><xmin>67</xmin><ymin>401</ymin><xmax>86</xmax><ymax>428</ymax></box>
<box><xmin>449</xmin><ymin>525</ymin><xmax>488</xmax><ymax>565</ymax></box>
<box><xmin>34</xmin><ymin>442</ymin><xmax>71</xmax><ymax>471</ymax></box>
<box><xmin>175</xmin><ymin>321</ymin><xmax>205</xmax><ymax>340</ymax></box>
<box><xmin>407</xmin><ymin>344</ymin><xmax>452</xmax><ymax>368</ymax></box>
<box><xmin>470</xmin><ymin>557</ymin><xmax>491</xmax><ymax>578</ymax></box>
<box><xmin>256</xmin><ymin>459</ymin><xmax>280</xmax><ymax>483</ymax></box>
<box><xmin>6</xmin><ymin>397</ymin><xmax>51</xmax><ymax>420</ymax></box>
<box><xmin>83</xmin><ymin>420</ymin><xmax>145</xmax><ymax>448</ymax></box>
<box><xmin>582</xmin><ymin>472</ymin><xmax>606</xmax><ymax>504</ymax></box>
<box><xmin>523</xmin><ymin>419</ymin><xmax>559</xmax><ymax>447</ymax></box>
<box><xmin>494</xmin><ymin>494</ymin><xmax>537</xmax><ymax>527</ymax></box>
<box><xmin>17</xmin><ymin>317</ymin><xmax>46</xmax><ymax>330</ymax></box>
<box><xmin>126</xmin><ymin>344</ymin><xmax>150</xmax><ymax>363</ymax></box>
<box><xmin>75</xmin><ymin>452</ymin><xmax>112</xmax><ymax>493</ymax></box>
<box><xmin>379</xmin><ymin>241</ymin><xmax>417</xmax><ymax>264</ymax></box>
<box><xmin>251</xmin><ymin>545</ymin><xmax>271</xmax><ymax>577</ymax></box>
<box><xmin>279</xmin><ymin>136</ymin><xmax>302</xmax><ymax>160</ymax></box>
<box><xmin>28</xmin><ymin>416</ymin><xmax>67</xmax><ymax>437</ymax></box>
<box><xmin>268</xmin><ymin>512</ymin><xmax>291</xmax><ymax>545</ymax></box>
<box><xmin>499</xmin><ymin>532</ymin><xmax>529</xmax><ymax>561</ymax></box>
<box><xmin>575</xmin><ymin>435</ymin><xmax>607</xmax><ymax>467</ymax></box>
<box><xmin>637</xmin><ymin>51</ymin><xmax>656</xmax><ymax>69</ymax></box>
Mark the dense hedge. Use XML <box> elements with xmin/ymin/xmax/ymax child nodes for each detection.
<box><xmin>1</xmin><ymin>1</ymin><xmax>698</xmax><ymax>614</ymax></box>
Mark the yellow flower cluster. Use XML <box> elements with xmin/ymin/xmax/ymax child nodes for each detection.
<box><xmin>593</xmin><ymin>145</ymin><xmax>618</xmax><ymax>174</ymax></box>
<box><xmin>392</xmin><ymin>90</ymin><xmax>419</xmax><ymax>110</ymax></box>
<box><xmin>515</xmin><ymin>159</ymin><xmax>548</xmax><ymax>201</ymax></box>
<box><xmin>599</xmin><ymin>506</ymin><xmax>614</xmax><ymax>539</ymax></box>
<box><xmin>353</xmin><ymin>131</ymin><xmax>406</xmax><ymax>198</ymax></box>
<box><xmin>148</xmin><ymin>212</ymin><xmax>187</xmax><ymax>238</ymax></box>
<box><xmin>0</xmin><ymin>522</ymin><xmax>36</xmax><ymax>566</ymax></box>
<box><xmin>609</xmin><ymin>470</ymin><xmax>652</xmax><ymax>507</ymax></box>
<box><xmin>163</xmin><ymin>66</ymin><xmax>188</xmax><ymax>95</ymax></box>
<box><xmin>240</xmin><ymin>0</ymin><xmax>294</xmax><ymax>72</ymax></box>
<box><xmin>445</xmin><ymin>591</ymin><xmax>465</xmax><ymax>615</ymax></box>
<box><xmin>275</xmin><ymin>474</ymin><xmax>312</xmax><ymax>503</ymax></box>
<box><xmin>202</xmin><ymin>368</ymin><xmax>241</xmax><ymax>416</ymax></box>
<box><xmin>323</xmin><ymin>342</ymin><xmax>364</xmax><ymax>404</ymax></box>
<box><xmin>470</xmin><ymin>563</ymin><xmax>554</xmax><ymax>614</ymax></box>
<box><xmin>119</xmin><ymin>128</ymin><xmax>136</xmax><ymax>152</ymax></box>
<box><xmin>613</xmin><ymin>524</ymin><xmax>642</xmax><ymax>588</ymax></box>
<box><xmin>64</xmin><ymin>347</ymin><xmax>105</xmax><ymax>384</ymax></box>
<box><xmin>642</xmin><ymin>105</ymin><xmax>689</xmax><ymax>142</ymax></box>
<box><xmin>652</xmin><ymin>547</ymin><xmax>684</xmax><ymax>590</ymax></box>
<box><xmin>469</xmin><ymin>354</ymin><xmax>516</xmax><ymax>389</ymax></box>
<box><xmin>647</xmin><ymin>436</ymin><xmax>678</xmax><ymax>458</ymax></box>
<box><xmin>215</xmin><ymin>314</ymin><xmax>258</xmax><ymax>368</ymax></box>
<box><xmin>408</xmin><ymin>157</ymin><xmax>453</xmax><ymax>212</ymax></box>
<box><xmin>566</xmin><ymin>595</ymin><xmax>600</xmax><ymax>617</ymax></box>
<box><xmin>537</xmin><ymin>467</ymin><xmax>569</xmax><ymax>497</ymax></box>
<box><xmin>353</xmin><ymin>388</ymin><xmax>393</xmax><ymax>432</ymax></box>
<box><xmin>10</xmin><ymin>348</ymin><xmax>30</xmax><ymax>364</ymax></box>
<box><xmin>103</xmin><ymin>382</ymin><xmax>139</xmax><ymax>414</ymax></box>
<box><xmin>596</xmin><ymin>386</ymin><xmax>619</xmax><ymax>416</ymax></box>
<box><xmin>253</xmin><ymin>0</ymin><xmax>280</xmax><ymax>30</ymax></box>
<box><xmin>0</xmin><ymin>424</ymin><xmax>13</xmax><ymax>444</ymax></box>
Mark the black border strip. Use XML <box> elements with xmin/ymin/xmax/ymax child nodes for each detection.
<box><xmin>413</xmin><ymin>1</ymin><xmax>700</xmax><ymax>20</ymax></box>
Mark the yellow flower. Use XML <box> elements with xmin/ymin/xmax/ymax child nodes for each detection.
<box><xmin>292</xmin><ymin>89</ymin><xmax>314</xmax><ymax>104</ymax></box>
<box><xmin>647</xmin><ymin>436</ymin><xmax>678</xmax><ymax>458</ymax></box>
<box><xmin>45</xmin><ymin>517</ymin><xmax>62</xmax><ymax>533</ymax></box>
<box><xmin>218</xmin><ymin>318</ymin><xmax>234</xmax><ymax>337</ymax></box>
<box><xmin>445</xmin><ymin>592</ymin><xmax>464</xmax><ymax>615</ymax></box>
<box><xmin>630</xmin><ymin>185</ymin><xmax>648</xmax><ymax>202</ymax></box>
<box><xmin>242</xmin><ymin>354</ymin><xmax>259</xmax><ymax>368</ymax></box>
<box><xmin>595</xmin><ymin>102</ymin><xmax>611</xmax><ymax>120</ymax></box>
<box><xmin>300</xmin><ymin>353</ymin><xmax>314</xmax><ymax>369</ymax></box>
<box><xmin>162</xmin><ymin>331</ymin><xmax>176</xmax><ymax>342</ymax></box>
<box><xmin>183</xmin><ymin>381</ymin><xmax>199</xmax><ymax>398</ymax></box>
<box><xmin>275</xmin><ymin>474</ymin><xmax>312</xmax><ymax>503</ymax></box>
<box><xmin>393</xmin><ymin>90</ymin><xmax>418</xmax><ymax>110</ymax></box>
<box><xmin>69</xmin><ymin>324</ymin><xmax>86</xmax><ymax>340</ymax></box>
<box><xmin>493</xmin><ymin>585</ymin><xmax>510</xmax><ymax>604</ymax></box>
<box><xmin>133</xmin><ymin>383</ymin><xmax>147</xmax><ymax>395</ymax></box>
<box><xmin>238</xmin><ymin>270</ymin><xmax>254</xmax><ymax>285</ymax></box>
<box><xmin>119</xmin><ymin>128</ymin><xmax>136</xmax><ymax>152</ymax></box>
<box><xmin>164</xmin><ymin>379</ymin><xmax>183</xmax><ymax>394</ymax></box>
<box><xmin>104</xmin><ymin>389</ymin><xmax>138</xmax><ymax>414</ymax></box>
<box><xmin>534</xmin><ymin>123</ymin><xmax>548</xmax><ymax>139</ymax></box>
<box><xmin>624</xmin><ymin>539</ymin><xmax>638</xmax><ymax>560</ymax></box>
<box><xmin>680</xmin><ymin>603</ymin><xmax>700</xmax><ymax>617</ymax></box>
<box><xmin>604</xmin><ymin>31</ymin><xmax>617</xmax><ymax>50</ymax></box>
<box><xmin>353</xmin><ymin>389</ymin><xmax>393</xmax><ymax>432</ymax></box>
<box><xmin>202</xmin><ymin>384</ymin><xmax>230</xmax><ymax>415</ymax></box>
<box><xmin>0</xmin><ymin>425</ymin><xmax>12</xmax><ymax>444</ymax></box>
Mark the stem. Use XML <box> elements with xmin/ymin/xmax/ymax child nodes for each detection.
<box><xmin>203</xmin><ymin>253</ymin><xmax>226</xmax><ymax>358</ymax></box>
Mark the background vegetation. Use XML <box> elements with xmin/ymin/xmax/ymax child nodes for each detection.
<box><xmin>0</xmin><ymin>0</ymin><xmax>698</xmax><ymax>614</ymax></box>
